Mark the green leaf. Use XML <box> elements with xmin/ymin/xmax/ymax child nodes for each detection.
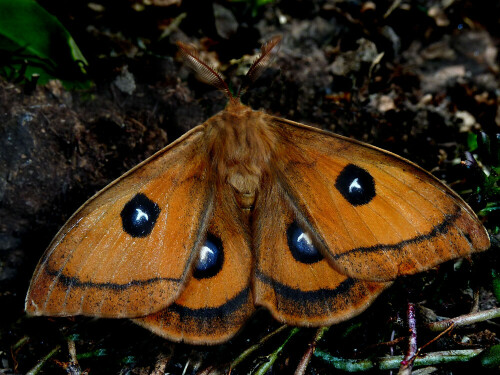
<box><xmin>491</xmin><ymin>269</ymin><xmax>500</xmax><ymax>303</ymax></box>
<box><xmin>467</xmin><ymin>132</ymin><xmax>478</xmax><ymax>152</ymax></box>
<box><xmin>0</xmin><ymin>0</ymin><xmax>91</xmax><ymax>88</ymax></box>
<box><xmin>76</xmin><ymin>348</ymin><xmax>107</xmax><ymax>359</ymax></box>
<box><xmin>480</xmin><ymin>344</ymin><xmax>500</xmax><ymax>368</ymax></box>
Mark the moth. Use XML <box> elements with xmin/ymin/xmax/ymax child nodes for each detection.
<box><xmin>26</xmin><ymin>36</ymin><xmax>490</xmax><ymax>344</ymax></box>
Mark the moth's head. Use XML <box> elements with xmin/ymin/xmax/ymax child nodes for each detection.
<box><xmin>176</xmin><ymin>35</ymin><xmax>282</xmax><ymax>103</ymax></box>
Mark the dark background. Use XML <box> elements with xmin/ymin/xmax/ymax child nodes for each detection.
<box><xmin>0</xmin><ymin>0</ymin><xmax>499</xmax><ymax>374</ymax></box>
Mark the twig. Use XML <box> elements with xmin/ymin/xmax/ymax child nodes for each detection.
<box><xmin>230</xmin><ymin>324</ymin><xmax>289</xmax><ymax>369</ymax></box>
<box><xmin>11</xmin><ymin>335</ymin><xmax>30</xmax><ymax>372</ymax></box>
<box><xmin>294</xmin><ymin>327</ymin><xmax>329</xmax><ymax>375</ymax></box>
<box><xmin>11</xmin><ymin>336</ymin><xmax>29</xmax><ymax>351</ymax></box>
<box><xmin>254</xmin><ymin>327</ymin><xmax>300</xmax><ymax>375</ymax></box>
<box><xmin>315</xmin><ymin>348</ymin><xmax>484</xmax><ymax>371</ymax></box>
<box><xmin>418</xmin><ymin>323</ymin><xmax>455</xmax><ymax>354</ymax></box>
<box><xmin>426</xmin><ymin>308</ymin><xmax>500</xmax><ymax>332</ymax></box>
<box><xmin>365</xmin><ymin>335</ymin><xmax>406</xmax><ymax>350</ymax></box>
<box><xmin>384</xmin><ymin>0</ymin><xmax>402</xmax><ymax>18</ymax></box>
<box><xmin>399</xmin><ymin>303</ymin><xmax>417</xmax><ymax>375</ymax></box>
<box><xmin>54</xmin><ymin>340</ymin><xmax>89</xmax><ymax>375</ymax></box>
<box><xmin>26</xmin><ymin>346</ymin><xmax>61</xmax><ymax>375</ymax></box>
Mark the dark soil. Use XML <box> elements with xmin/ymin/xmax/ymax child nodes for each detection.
<box><xmin>0</xmin><ymin>0</ymin><xmax>499</xmax><ymax>374</ymax></box>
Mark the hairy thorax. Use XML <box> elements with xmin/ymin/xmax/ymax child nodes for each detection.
<box><xmin>206</xmin><ymin>101</ymin><xmax>276</xmax><ymax>211</ymax></box>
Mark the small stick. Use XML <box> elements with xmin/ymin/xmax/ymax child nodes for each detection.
<box><xmin>419</xmin><ymin>324</ymin><xmax>456</xmax><ymax>354</ymax></box>
<box><xmin>230</xmin><ymin>324</ymin><xmax>289</xmax><ymax>368</ymax></box>
<box><xmin>254</xmin><ymin>327</ymin><xmax>301</xmax><ymax>375</ymax></box>
<box><xmin>315</xmin><ymin>348</ymin><xmax>484</xmax><ymax>371</ymax></box>
<box><xmin>26</xmin><ymin>346</ymin><xmax>61</xmax><ymax>375</ymax></box>
<box><xmin>294</xmin><ymin>327</ymin><xmax>329</xmax><ymax>375</ymax></box>
<box><xmin>426</xmin><ymin>307</ymin><xmax>500</xmax><ymax>332</ymax></box>
<box><xmin>398</xmin><ymin>303</ymin><xmax>417</xmax><ymax>375</ymax></box>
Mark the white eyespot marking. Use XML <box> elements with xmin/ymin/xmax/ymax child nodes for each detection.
<box><xmin>135</xmin><ymin>208</ymin><xmax>149</xmax><ymax>222</ymax></box>
<box><xmin>287</xmin><ymin>221</ymin><xmax>323</xmax><ymax>264</ymax></box>
<box><xmin>194</xmin><ymin>234</ymin><xmax>224</xmax><ymax>279</ymax></box>
<box><xmin>121</xmin><ymin>193</ymin><xmax>161</xmax><ymax>237</ymax></box>
<box><xmin>335</xmin><ymin>164</ymin><xmax>376</xmax><ymax>206</ymax></box>
<box><xmin>297</xmin><ymin>232</ymin><xmax>313</xmax><ymax>247</ymax></box>
<box><xmin>348</xmin><ymin>178</ymin><xmax>362</xmax><ymax>193</ymax></box>
<box><xmin>198</xmin><ymin>245</ymin><xmax>215</xmax><ymax>265</ymax></box>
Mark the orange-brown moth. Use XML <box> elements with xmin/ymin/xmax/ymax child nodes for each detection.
<box><xmin>25</xmin><ymin>36</ymin><xmax>490</xmax><ymax>344</ymax></box>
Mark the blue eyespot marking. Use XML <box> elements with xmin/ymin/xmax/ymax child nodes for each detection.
<box><xmin>193</xmin><ymin>233</ymin><xmax>224</xmax><ymax>279</ymax></box>
<box><xmin>335</xmin><ymin>164</ymin><xmax>375</xmax><ymax>206</ymax></box>
<box><xmin>120</xmin><ymin>193</ymin><xmax>160</xmax><ymax>238</ymax></box>
<box><xmin>287</xmin><ymin>221</ymin><xmax>323</xmax><ymax>264</ymax></box>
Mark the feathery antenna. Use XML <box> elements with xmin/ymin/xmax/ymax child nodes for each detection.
<box><xmin>238</xmin><ymin>35</ymin><xmax>282</xmax><ymax>98</ymax></box>
<box><xmin>177</xmin><ymin>41</ymin><xmax>232</xmax><ymax>98</ymax></box>
<box><xmin>177</xmin><ymin>36</ymin><xmax>282</xmax><ymax>100</ymax></box>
